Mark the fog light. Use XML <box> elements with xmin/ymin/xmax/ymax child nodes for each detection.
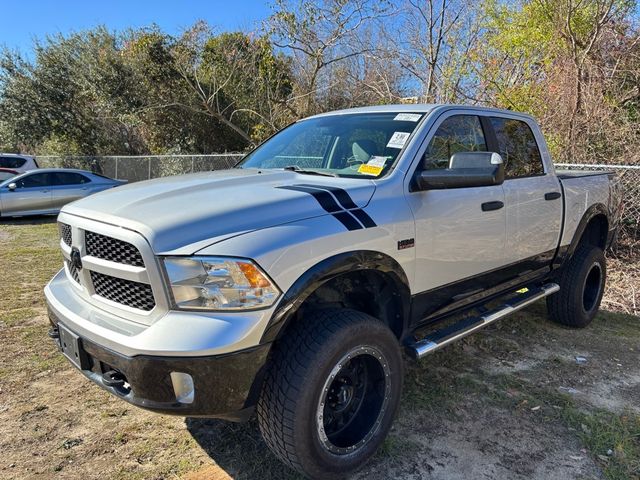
<box><xmin>170</xmin><ymin>372</ymin><xmax>195</xmax><ymax>404</ymax></box>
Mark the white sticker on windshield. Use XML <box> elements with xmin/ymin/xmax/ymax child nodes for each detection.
<box><xmin>394</xmin><ymin>113</ymin><xmax>422</xmax><ymax>122</ymax></box>
<box><xmin>386</xmin><ymin>131</ymin><xmax>411</xmax><ymax>149</ymax></box>
<box><xmin>367</xmin><ymin>156</ymin><xmax>388</xmax><ymax>167</ymax></box>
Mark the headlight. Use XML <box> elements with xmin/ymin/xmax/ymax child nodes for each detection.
<box><xmin>163</xmin><ymin>256</ymin><xmax>280</xmax><ymax>311</ymax></box>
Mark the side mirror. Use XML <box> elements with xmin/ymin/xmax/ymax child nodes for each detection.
<box><xmin>415</xmin><ymin>152</ymin><xmax>504</xmax><ymax>190</ymax></box>
<box><xmin>7</xmin><ymin>182</ymin><xmax>16</xmax><ymax>191</ymax></box>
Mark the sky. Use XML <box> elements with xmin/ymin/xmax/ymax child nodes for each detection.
<box><xmin>0</xmin><ymin>0</ymin><xmax>272</xmax><ymax>56</ymax></box>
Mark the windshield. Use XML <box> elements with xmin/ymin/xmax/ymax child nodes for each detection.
<box><xmin>238</xmin><ymin>112</ymin><xmax>424</xmax><ymax>178</ymax></box>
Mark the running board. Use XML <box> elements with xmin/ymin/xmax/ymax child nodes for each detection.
<box><xmin>407</xmin><ymin>283</ymin><xmax>560</xmax><ymax>360</ymax></box>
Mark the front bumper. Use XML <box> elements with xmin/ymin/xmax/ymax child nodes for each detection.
<box><xmin>45</xmin><ymin>269</ymin><xmax>274</xmax><ymax>419</ymax></box>
<box><xmin>48</xmin><ymin>314</ymin><xmax>270</xmax><ymax>420</ymax></box>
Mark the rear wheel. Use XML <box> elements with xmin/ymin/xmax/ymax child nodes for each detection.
<box><xmin>257</xmin><ymin>309</ymin><xmax>403</xmax><ymax>479</ymax></box>
<box><xmin>547</xmin><ymin>244</ymin><xmax>606</xmax><ymax>328</ymax></box>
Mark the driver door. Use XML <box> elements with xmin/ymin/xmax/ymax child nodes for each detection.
<box><xmin>2</xmin><ymin>172</ymin><xmax>52</xmax><ymax>215</ymax></box>
<box><xmin>405</xmin><ymin>113</ymin><xmax>507</xmax><ymax>323</ymax></box>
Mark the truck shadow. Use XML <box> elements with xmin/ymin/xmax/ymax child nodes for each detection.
<box><xmin>0</xmin><ymin>214</ymin><xmax>57</xmax><ymax>225</ymax></box>
<box><xmin>185</xmin><ymin>417</ymin><xmax>301</xmax><ymax>479</ymax></box>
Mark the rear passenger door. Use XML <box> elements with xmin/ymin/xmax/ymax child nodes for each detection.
<box><xmin>490</xmin><ymin>116</ymin><xmax>562</xmax><ymax>274</ymax></box>
<box><xmin>50</xmin><ymin>172</ymin><xmax>91</xmax><ymax>209</ymax></box>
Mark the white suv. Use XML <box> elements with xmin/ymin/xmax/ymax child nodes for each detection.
<box><xmin>0</xmin><ymin>153</ymin><xmax>39</xmax><ymax>173</ymax></box>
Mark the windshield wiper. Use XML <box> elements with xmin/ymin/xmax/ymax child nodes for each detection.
<box><xmin>283</xmin><ymin>165</ymin><xmax>338</xmax><ymax>177</ymax></box>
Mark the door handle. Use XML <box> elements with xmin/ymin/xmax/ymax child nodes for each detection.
<box><xmin>481</xmin><ymin>201</ymin><xmax>504</xmax><ymax>212</ymax></box>
<box><xmin>545</xmin><ymin>192</ymin><xmax>561</xmax><ymax>201</ymax></box>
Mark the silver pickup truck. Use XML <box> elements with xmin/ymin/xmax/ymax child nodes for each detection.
<box><xmin>45</xmin><ymin>105</ymin><xmax>622</xmax><ymax>479</ymax></box>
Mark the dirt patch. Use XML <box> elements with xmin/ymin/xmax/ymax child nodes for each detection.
<box><xmin>356</xmin><ymin>404</ymin><xmax>600</xmax><ymax>480</ymax></box>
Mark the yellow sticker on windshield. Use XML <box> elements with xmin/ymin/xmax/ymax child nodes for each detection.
<box><xmin>358</xmin><ymin>164</ymin><xmax>383</xmax><ymax>176</ymax></box>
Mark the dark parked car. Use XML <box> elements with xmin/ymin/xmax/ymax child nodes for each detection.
<box><xmin>0</xmin><ymin>168</ymin><xmax>125</xmax><ymax>217</ymax></box>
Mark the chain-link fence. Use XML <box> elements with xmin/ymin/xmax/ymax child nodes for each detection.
<box><xmin>36</xmin><ymin>154</ymin><xmax>244</xmax><ymax>183</ymax></box>
<box><xmin>36</xmin><ymin>155</ymin><xmax>639</xmax><ymax>236</ymax></box>
<box><xmin>555</xmin><ymin>163</ymin><xmax>639</xmax><ymax>238</ymax></box>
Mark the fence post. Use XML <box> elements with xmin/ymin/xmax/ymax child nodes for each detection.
<box><xmin>115</xmin><ymin>157</ymin><xmax>118</xmax><ymax>180</ymax></box>
<box><xmin>148</xmin><ymin>157</ymin><xmax>151</xmax><ymax>180</ymax></box>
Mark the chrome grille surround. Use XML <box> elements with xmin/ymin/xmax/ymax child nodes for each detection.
<box><xmin>85</xmin><ymin>231</ymin><xmax>144</xmax><ymax>267</ymax></box>
<box><xmin>56</xmin><ymin>212</ymin><xmax>168</xmax><ymax>325</ymax></box>
<box><xmin>90</xmin><ymin>271</ymin><xmax>155</xmax><ymax>311</ymax></box>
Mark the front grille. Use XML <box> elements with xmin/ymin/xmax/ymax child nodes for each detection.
<box><xmin>59</xmin><ymin>223</ymin><xmax>72</xmax><ymax>246</ymax></box>
<box><xmin>85</xmin><ymin>231</ymin><xmax>145</xmax><ymax>267</ymax></box>
<box><xmin>90</xmin><ymin>271</ymin><xmax>155</xmax><ymax>311</ymax></box>
<box><xmin>66</xmin><ymin>260</ymin><xmax>80</xmax><ymax>283</ymax></box>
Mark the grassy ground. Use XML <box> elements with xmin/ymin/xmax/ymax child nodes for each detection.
<box><xmin>0</xmin><ymin>218</ymin><xmax>639</xmax><ymax>480</ymax></box>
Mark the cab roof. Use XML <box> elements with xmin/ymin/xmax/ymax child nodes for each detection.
<box><xmin>306</xmin><ymin>103</ymin><xmax>535</xmax><ymax>122</ymax></box>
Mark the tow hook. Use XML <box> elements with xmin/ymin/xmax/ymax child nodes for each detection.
<box><xmin>48</xmin><ymin>327</ymin><xmax>61</xmax><ymax>349</ymax></box>
<box><xmin>102</xmin><ymin>370</ymin><xmax>127</xmax><ymax>389</ymax></box>
<box><xmin>48</xmin><ymin>326</ymin><xmax>59</xmax><ymax>340</ymax></box>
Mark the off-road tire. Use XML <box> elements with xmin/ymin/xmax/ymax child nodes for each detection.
<box><xmin>257</xmin><ymin>309</ymin><xmax>403</xmax><ymax>479</ymax></box>
<box><xmin>547</xmin><ymin>244</ymin><xmax>606</xmax><ymax>328</ymax></box>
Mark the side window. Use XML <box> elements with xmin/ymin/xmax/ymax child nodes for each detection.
<box><xmin>52</xmin><ymin>172</ymin><xmax>90</xmax><ymax>185</ymax></box>
<box><xmin>490</xmin><ymin>117</ymin><xmax>544</xmax><ymax>178</ymax></box>
<box><xmin>422</xmin><ymin>115</ymin><xmax>487</xmax><ymax>170</ymax></box>
<box><xmin>17</xmin><ymin>173</ymin><xmax>48</xmax><ymax>188</ymax></box>
<box><xmin>0</xmin><ymin>156</ymin><xmax>26</xmax><ymax>169</ymax></box>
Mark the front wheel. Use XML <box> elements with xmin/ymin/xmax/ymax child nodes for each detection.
<box><xmin>257</xmin><ymin>309</ymin><xmax>403</xmax><ymax>479</ymax></box>
<box><xmin>547</xmin><ymin>244</ymin><xmax>606</xmax><ymax>328</ymax></box>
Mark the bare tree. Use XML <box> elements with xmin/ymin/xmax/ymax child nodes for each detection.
<box><xmin>395</xmin><ymin>0</ymin><xmax>480</xmax><ymax>103</ymax></box>
<box><xmin>267</xmin><ymin>0</ymin><xmax>396</xmax><ymax>116</ymax></box>
<box><xmin>535</xmin><ymin>0</ymin><xmax>630</xmax><ymax>154</ymax></box>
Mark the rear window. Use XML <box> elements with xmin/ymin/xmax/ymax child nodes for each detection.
<box><xmin>490</xmin><ymin>118</ymin><xmax>544</xmax><ymax>178</ymax></box>
<box><xmin>51</xmin><ymin>172</ymin><xmax>90</xmax><ymax>185</ymax></box>
<box><xmin>0</xmin><ymin>156</ymin><xmax>26</xmax><ymax>169</ymax></box>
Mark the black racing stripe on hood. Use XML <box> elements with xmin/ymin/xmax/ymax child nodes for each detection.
<box><xmin>276</xmin><ymin>185</ymin><xmax>365</xmax><ymax>231</ymax></box>
<box><xmin>333</xmin><ymin>211</ymin><xmax>364</xmax><ymax>231</ymax></box>
<box><xmin>277</xmin><ymin>185</ymin><xmax>342</xmax><ymax>213</ymax></box>
<box><xmin>276</xmin><ymin>184</ymin><xmax>379</xmax><ymax>231</ymax></box>
<box><xmin>298</xmin><ymin>184</ymin><xmax>378</xmax><ymax>229</ymax></box>
<box><xmin>298</xmin><ymin>184</ymin><xmax>358</xmax><ymax>210</ymax></box>
<box><xmin>350</xmin><ymin>208</ymin><xmax>376</xmax><ymax>228</ymax></box>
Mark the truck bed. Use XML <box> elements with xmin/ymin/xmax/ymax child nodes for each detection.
<box><xmin>555</xmin><ymin>170</ymin><xmax>613</xmax><ymax>180</ymax></box>
<box><xmin>556</xmin><ymin>169</ymin><xmax>622</xmax><ymax>250</ymax></box>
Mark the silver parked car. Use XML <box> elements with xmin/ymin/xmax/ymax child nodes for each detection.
<box><xmin>0</xmin><ymin>168</ymin><xmax>125</xmax><ymax>217</ymax></box>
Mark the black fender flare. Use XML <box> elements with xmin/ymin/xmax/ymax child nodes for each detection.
<box><xmin>555</xmin><ymin>203</ymin><xmax>610</xmax><ymax>269</ymax></box>
<box><xmin>260</xmin><ymin>250</ymin><xmax>411</xmax><ymax>343</ymax></box>
<box><xmin>567</xmin><ymin>203</ymin><xmax>610</xmax><ymax>257</ymax></box>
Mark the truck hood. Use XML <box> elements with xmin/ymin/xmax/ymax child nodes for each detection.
<box><xmin>62</xmin><ymin>169</ymin><xmax>376</xmax><ymax>254</ymax></box>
